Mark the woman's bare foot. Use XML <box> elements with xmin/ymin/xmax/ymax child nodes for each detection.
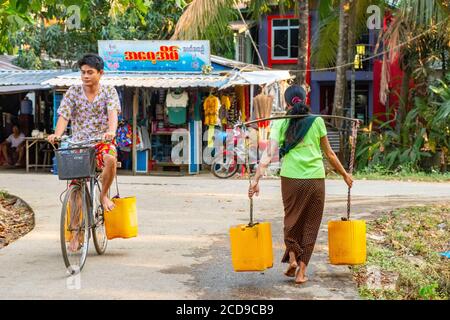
<box><xmin>101</xmin><ymin>196</ymin><xmax>115</xmax><ymax>212</ymax></box>
<box><xmin>284</xmin><ymin>262</ymin><xmax>298</xmax><ymax>277</ymax></box>
<box><xmin>295</xmin><ymin>270</ymin><xmax>309</xmax><ymax>284</ymax></box>
<box><xmin>295</xmin><ymin>262</ymin><xmax>309</xmax><ymax>284</ymax></box>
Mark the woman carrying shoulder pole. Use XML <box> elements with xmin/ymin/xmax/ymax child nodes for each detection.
<box><xmin>248</xmin><ymin>85</ymin><xmax>353</xmax><ymax>284</ymax></box>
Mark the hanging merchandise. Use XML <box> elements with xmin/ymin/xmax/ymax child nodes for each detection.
<box><xmin>116</xmin><ymin>122</ymin><xmax>132</xmax><ymax>147</ymax></box>
<box><xmin>207</xmin><ymin>125</ymin><xmax>215</xmax><ymax>148</ymax></box>
<box><xmin>219</xmin><ymin>95</ymin><xmax>231</xmax><ymax>126</ymax></box>
<box><xmin>166</xmin><ymin>89</ymin><xmax>188</xmax><ymax>125</ymax></box>
<box><xmin>236</xmin><ymin>86</ymin><xmax>246</xmax><ymax>122</ymax></box>
<box><xmin>136</xmin><ymin>126</ymin><xmax>145</xmax><ymax>150</ymax></box>
<box><xmin>253</xmin><ymin>92</ymin><xmax>274</xmax><ymax>129</ymax></box>
<box><xmin>193</xmin><ymin>92</ymin><xmax>203</xmax><ymax>121</ymax></box>
<box><xmin>227</xmin><ymin>93</ymin><xmax>240</xmax><ymax>125</ymax></box>
<box><xmin>203</xmin><ymin>93</ymin><xmax>220</xmax><ymax>126</ymax></box>
<box><xmin>221</xmin><ymin>95</ymin><xmax>231</xmax><ymax>110</ymax></box>
<box><xmin>116</xmin><ymin>122</ymin><xmax>141</xmax><ymax>148</ymax></box>
<box><xmin>245</xmin><ymin>87</ymin><xmax>250</xmax><ymax>123</ymax></box>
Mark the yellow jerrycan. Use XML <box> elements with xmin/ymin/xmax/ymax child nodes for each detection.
<box><xmin>328</xmin><ymin>218</ymin><xmax>366</xmax><ymax>265</ymax></box>
<box><xmin>328</xmin><ymin>119</ymin><xmax>366</xmax><ymax>265</ymax></box>
<box><xmin>230</xmin><ymin>197</ymin><xmax>274</xmax><ymax>272</ymax></box>
<box><xmin>229</xmin><ymin>129</ymin><xmax>273</xmax><ymax>272</ymax></box>
<box><xmin>104</xmin><ymin>178</ymin><xmax>138</xmax><ymax>240</ymax></box>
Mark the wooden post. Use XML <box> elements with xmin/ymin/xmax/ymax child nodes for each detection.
<box><xmin>250</xmin><ymin>84</ymin><xmax>254</xmax><ymax>120</ymax></box>
<box><xmin>132</xmin><ymin>88</ymin><xmax>138</xmax><ymax>175</ymax></box>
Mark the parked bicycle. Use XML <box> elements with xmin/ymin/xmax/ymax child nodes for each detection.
<box><xmin>210</xmin><ymin>123</ymin><xmax>258</xmax><ymax>179</ymax></box>
<box><xmin>55</xmin><ymin>136</ymin><xmax>109</xmax><ymax>274</ymax></box>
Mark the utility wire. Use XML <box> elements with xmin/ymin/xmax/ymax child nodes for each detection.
<box><xmin>232</xmin><ymin>15</ymin><xmax>449</xmax><ymax>73</ymax></box>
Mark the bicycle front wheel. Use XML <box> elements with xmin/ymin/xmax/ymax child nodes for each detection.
<box><xmin>91</xmin><ymin>180</ymin><xmax>108</xmax><ymax>255</ymax></box>
<box><xmin>60</xmin><ymin>184</ymin><xmax>90</xmax><ymax>275</ymax></box>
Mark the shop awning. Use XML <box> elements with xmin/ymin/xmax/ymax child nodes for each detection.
<box><xmin>42</xmin><ymin>71</ymin><xmax>232</xmax><ymax>88</ymax></box>
<box><xmin>42</xmin><ymin>70</ymin><xmax>293</xmax><ymax>89</ymax></box>
<box><xmin>0</xmin><ymin>70</ymin><xmax>73</xmax><ymax>93</ymax></box>
<box><xmin>219</xmin><ymin>70</ymin><xmax>293</xmax><ymax>89</ymax></box>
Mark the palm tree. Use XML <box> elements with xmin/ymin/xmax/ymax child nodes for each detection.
<box><xmin>172</xmin><ymin>0</ymin><xmax>311</xmax><ymax>87</ymax></box>
<box><xmin>296</xmin><ymin>0</ymin><xmax>309</xmax><ymax>87</ymax></box>
<box><xmin>332</xmin><ymin>0</ymin><xmax>351</xmax><ymax>123</ymax></box>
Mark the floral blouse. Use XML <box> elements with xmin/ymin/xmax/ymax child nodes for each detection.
<box><xmin>58</xmin><ymin>84</ymin><xmax>121</xmax><ymax>142</ymax></box>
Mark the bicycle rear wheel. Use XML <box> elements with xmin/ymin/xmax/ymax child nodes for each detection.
<box><xmin>91</xmin><ymin>180</ymin><xmax>108</xmax><ymax>255</ymax></box>
<box><xmin>60</xmin><ymin>184</ymin><xmax>89</xmax><ymax>274</ymax></box>
<box><xmin>211</xmin><ymin>152</ymin><xmax>238</xmax><ymax>179</ymax></box>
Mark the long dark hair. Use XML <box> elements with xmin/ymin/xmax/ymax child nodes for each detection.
<box><xmin>283</xmin><ymin>85</ymin><xmax>310</xmax><ymax>147</ymax></box>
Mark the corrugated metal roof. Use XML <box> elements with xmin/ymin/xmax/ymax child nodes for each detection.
<box><xmin>211</xmin><ymin>55</ymin><xmax>263</xmax><ymax>71</ymax></box>
<box><xmin>0</xmin><ymin>70</ymin><xmax>73</xmax><ymax>86</ymax></box>
<box><xmin>0</xmin><ymin>61</ymin><xmax>24</xmax><ymax>71</ymax></box>
<box><xmin>42</xmin><ymin>71</ymin><xmax>232</xmax><ymax>88</ymax></box>
<box><xmin>0</xmin><ymin>55</ymin><xmax>24</xmax><ymax>71</ymax></box>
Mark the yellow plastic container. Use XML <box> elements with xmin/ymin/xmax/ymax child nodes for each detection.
<box><xmin>104</xmin><ymin>196</ymin><xmax>138</xmax><ymax>240</ymax></box>
<box><xmin>230</xmin><ymin>222</ymin><xmax>273</xmax><ymax>272</ymax></box>
<box><xmin>64</xmin><ymin>203</ymin><xmax>83</xmax><ymax>241</ymax></box>
<box><xmin>328</xmin><ymin>220</ymin><xmax>366</xmax><ymax>265</ymax></box>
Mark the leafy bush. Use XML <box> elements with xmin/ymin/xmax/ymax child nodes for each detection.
<box><xmin>355</xmin><ymin>73</ymin><xmax>450</xmax><ymax>173</ymax></box>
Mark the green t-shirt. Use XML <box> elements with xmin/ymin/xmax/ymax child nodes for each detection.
<box><xmin>270</xmin><ymin>116</ymin><xmax>327</xmax><ymax>179</ymax></box>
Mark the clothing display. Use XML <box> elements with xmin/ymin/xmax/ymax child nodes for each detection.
<box><xmin>236</xmin><ymin>86</ymin><xmax>246</xmax><ymax>122</ymax></box>
<box><xmin>203</xmin><ymin>94</ymin><xmax>220</xmax><ymax>126</ymax></box>
<box><xmin>253</xmin><ymin>93</ymin><xmax>274</xmax><ymax>128</ymax></box>
<box><xmin>116</xmin><ymin>122</ymin><xmax>141</xmax><ymax>148</ymax></box>
<box><xmin>166</xmin><ymin>90</ymin><xmax>188</xmax><ymax>125</ymax></box>
<box><xmin>138</xmin><ymin>124</ymin><xmax>151</xmax><ymax>150</ymax></box>
<box><xmin>227</xmin><ymin>94</ymin><xmax>240</xmax><ymax>125</ymax></box>
<box><xmin>166</xmin><ymin>90</ymin><xmax>189</xmax><ymax>108</ymax></box>
<box><xmin>207</xmin><ymin>125</ymin><xmax>215</xmax><ymax>148</ymax></box>
<box><xmin>219</xmin><ymin>95</ymin><xmax>231</xmax><ymax>125</ymax></box>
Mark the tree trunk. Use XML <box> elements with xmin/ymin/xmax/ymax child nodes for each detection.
<box><xmin>296</xmin><ymin>0</ymin><xmax>309</xmax><ymax>88</ymax></box>
<box><xmin>333</xmin><ymin>0</ymin><xmax>352</xmax><ymax>127</ymax></box>
<box><xmin>397</xmin><ymin>68</ymin><xmax>411</xmax><ymax>144</ymax></box>
<box><xmin>347</xmin><ymin>1</ymin><xmax>356</xmax><ymax>68</ymax></box>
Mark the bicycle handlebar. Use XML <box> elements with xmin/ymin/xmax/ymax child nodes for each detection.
<box><xmin>55</xmin><ymin>136</ymin><xmax>112</xmax><ymax>146</ymax></box>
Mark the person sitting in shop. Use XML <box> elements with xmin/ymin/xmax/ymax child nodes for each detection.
<box><xmin>0</xmin><ymin>125</ymin><xmax>26</xmax><ymax>167</ymax></box>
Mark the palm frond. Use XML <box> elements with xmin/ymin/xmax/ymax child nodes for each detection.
<box><xmin>311</xmin><ymin>3</ymin><xmax>339</xmax><ymax>68</ymax></box>
<box><xmin>171</xmin><ymin>0</ymin><xmax>234</xmax><ymax>40</ymax></box>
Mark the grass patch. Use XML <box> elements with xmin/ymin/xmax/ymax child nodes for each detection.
<box><xmin>351</xmin><ymin>205</ymin><xmax>450</xmax><ymax>300</ymax></box>
<box><xmin>326</xmin><ymin>170</ymin><xmax>450</xmax><ymax>182</ymax></box>
<box><xmin>0</xmin><ymin>190</ymin><xmax>10</xmax><ymax>199</ymax></box>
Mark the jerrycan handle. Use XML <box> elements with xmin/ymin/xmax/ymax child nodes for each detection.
<box><xmin>342</xmin><ymin>120</ymin><xmax>360</xmax><ymax>221</ymax></box>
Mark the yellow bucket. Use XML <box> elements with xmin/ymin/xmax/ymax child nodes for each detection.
<box><xmin>230</xmin><ymin>222</ymin><xmax>273</xmax><ymax>272</ymax></box>
<box><xmin>328</xmin><ymin>220</ymin><xmax>366</xmax><ymax>265</ymax></box>
<box><xmin>104</xmin><ymin>196</ymin><xmax>138</xmax><ymax>240</ymax></box>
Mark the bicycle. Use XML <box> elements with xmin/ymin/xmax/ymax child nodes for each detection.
<box><xmin>210</xmin><ymin>122</ymin><xmax>259</xmax><ymax>179</ymax></box>
<box><xmin>55</xmin><ymin>136</ymin><xmax>110</xmax><ymax>274</ymax></box>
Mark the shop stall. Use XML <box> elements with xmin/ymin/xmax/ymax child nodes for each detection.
<box><xmin>0</xmin><ymin>70</ymin><xmax>72</xmax><ymax>170</ymax></box>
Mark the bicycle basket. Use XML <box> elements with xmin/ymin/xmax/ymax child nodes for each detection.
<box><xmin>55</xmin><ymin>147</ymin><xmax>96</xmax><ymax>180</ymax></box>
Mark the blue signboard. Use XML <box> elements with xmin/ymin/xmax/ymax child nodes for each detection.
<box><xmin>98</xmin><ymin>40</ymin><xmax>211</xmax><ymax>72</ymax></box>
